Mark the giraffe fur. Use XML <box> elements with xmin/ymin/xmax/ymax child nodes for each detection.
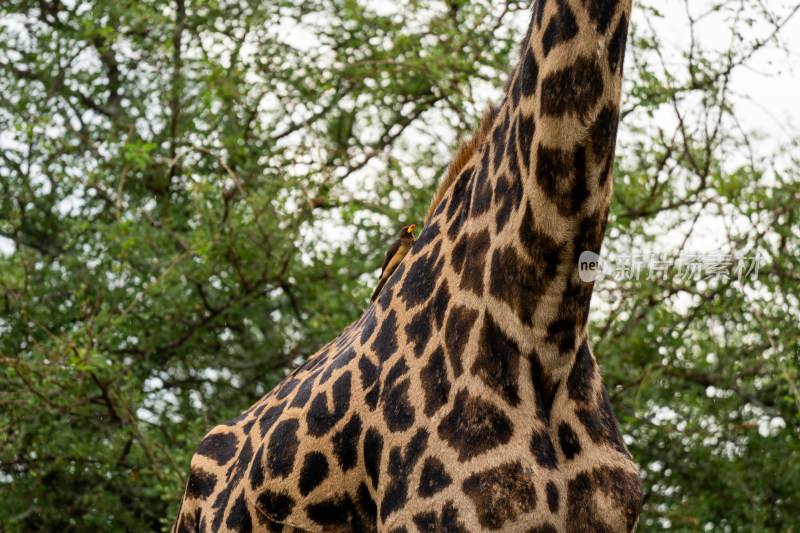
<box><xmin>173</xmin><ymin>0</ymin><xmax>642</xmax><ymax>531</ymax></box>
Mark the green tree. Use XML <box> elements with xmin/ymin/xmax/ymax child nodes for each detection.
<box><xmin>604</xmin><ymin>1</ymin><xmax>800</xmax><ymax>528</ymax></box>
<box><xmin>0</xmin><ymin>0</ymin><xmax>798</xmax><ymax>531</ymax></box>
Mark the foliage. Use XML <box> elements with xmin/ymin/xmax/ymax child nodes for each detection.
<box><xmin>602</xmin><ymin>1</ymin><xmax>800</xmax><ymax>528</ymax></box>
<box><xmin>0</xmin><ymin>0</ymin><xmax>798</xmax><ymax>531</ymax></box>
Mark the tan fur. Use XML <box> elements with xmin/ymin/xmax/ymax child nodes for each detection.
<box><xmin>173</xmin><ymin>2</ymin><xmax>642</xmax><ymax>532</ymax></box>
<box><xmin>424</xmin><ymin>105</ymin><xmax>499</xmax><ymax>225</ymax></box>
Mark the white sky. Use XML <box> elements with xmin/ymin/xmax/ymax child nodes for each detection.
<box><xmin>644</xmin><ymin>0</ymin><xmax>800</xmax><ymax>150</ymax></box>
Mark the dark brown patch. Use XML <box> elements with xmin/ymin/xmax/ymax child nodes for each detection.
<box><xmin>492</xmin><ymin>112</ymin><xmax>510</xmax><ymax>174</ymax></box>
<box><xmin>520</xmin><ymin>201</ymin><xmax>561</xmax><ymax>269</ymax></box>
<box><xmin>447</xmin><ymin>170</ymin><xmax>473</xmax><ymax>240</ymax></box>
<box><xmin>384</xmin><ymin>357</ymin><xmax>408</xmax><ymax>391</ymax></box>
<box><xmin>360</xmin><ymin>305</ymin><xmax>378</xmax><ymax>344</ymax></box>
<box><xmin>582</xmin><ymin>0</ymin><xmax>618</xmax><ymax>33</ymax></box>
<box><xmin>459</xmin><ymin>230</ymin><xmax>490</xmax><ymax>296</ymax></box>
<box><xmin>418</xmin><ymin>456</ymin><xmax>453</xmax><ymax>498</ymax></box>
<box><xmin>372</xmin><ymin>310</ymin><xmax>398</xmax><ymax>363</ymax></box>
<box><xmin>382</xmin><ymin>378</ymin><xmax>416</xmax><ymax>433</ymax></box>
<box><xmin>542</xmin><ymin>0</ymin><xmax>578</xmax><ymax>57</ymax></box>
<box><xmin>195</xmin><ymin>432</ymin><xmax>238</xmax><ymax>466</ymax></box>
<box><xmin>535</xmin><ymin>0</ymin><xmax>548</xmax><ymax>28</ymax></box>
<box><xmin>358</xmin><ymin>355</ymin><xmax>379</xmax><ymax>390</ymax></box>
<box><xmin>430</xmin><ymin>280</ymin><xmax>450</xmax><ymax>329</ymax></box>
<box><xmin>535</xmin><ymin>143</ymin><xmax>588</xmax><ymax>217</ymax></box>
<box><xmin>472</xmin><ymin>313</ymin><xmax>522</xmax><ymax>406</ymax></box>
<box><xmin>254</xmin><ymin>489</ymin><xmax>295</xmax><ymax>522</ymax></box>
<box><xmin>540</xmin><ymin>57</ymin><xmax>603</xmax><ymax>118</ymax></box>
<box><xmin>608</xmin><ymin>13</ymin><xmax>628</xmax><ymax>74</ymax></box>
<box><xmin>420</xmin><ymin>346</ymin><xmax>451</xmax><ymax>417</ymax></box>
<box><xmin>558</xmin><ymin>422</ymin><xmax>582</xmax><ymax>460</ymax></box>
<box><xmin>446</xmin><ymin>169</ymin><xmax>472</xmax><ymax>221</ymax></box>
<box><xmin>378</xmin><ymin>263</ymin><xmax>404</xmax><ymax>310</ymax></box>
<box><xmin>412</xmin><ymin>501</ymin><xmax>468</xmax><ymax>532</ymax></box>
<box><xmin>547</xmin><ymin>215</ymin><xmax>606</xmax><ymax>356</ymax></box>
<box><xmin>590</xmin><ymin>104</ymin><xmax>620</xmax><ymax>162</ymax></box>
<box><xmin>405</xmin><ymin>307</ymin><xmax>433</xmax><ymax>358</ymax></box>
<box><xmin>211</xmin><ymin>485</ymin><xmax>235</xmax><ymax>531</ymax></box>
<box><xmin>306</xmin><ymin>371</ymin><xmax>352</xmax><ymax>437</ymax></box>
<box><xmin>493</xmin><ymin>171</ymin><xmax>523</xmax><ymax>232</ymax></box>
<box><xmin>567</xmin><ymin>341</ymin><xmax>596</xmax><ymax>405</ymax></box>
<box><xmin>505</xmin><ymin>117</ymin><xmax>522</xmax><ymax>198</ymax></box>
<box><xmin>462</xmin><ymin>461</ymin><xmax>537</xmax><ymax>530</ymax></box>
<box><xmin>471</xmin><ymin>149</ymin><xmax>494</xmax><ymax>217</ymax></box>
<box><xmin>363</xmin><ymin>427</ymin><xmax>384</xmax><ymax>490</ymax></box>
<box><xmin>573</xmin><ymin>210</ymin><xmax>606</xmax><ymax>269</ymax></box>
<box><xmin>576</xmin><ymin>388</ymin><xmax>629</xmax><ymax>457</ymax></box>
<box><xmin>305</xmin><ymin>493</ymin><xmax>361</xmax><ymax>528</ymax></box>
<box><xmin>290</xmin><ymin>378</ymin><xmax>315</xmax><ymax>409</ymax></box>
<box><xmin>547</xmin><ymin>320</ymin><xmax>578</xmax><ymax>359</ymax></box>
<box><xmin>593</xmin><ymin>465</ymin><xmax>643</xmax><ymax>530</ymax></box>
<box><xmin>451</xmin><ymin>233</ymin><xmax>469</xmax><ymax>275</ymax></box>
<box><xmin>546</xmin><ymin>481</ymin><xmax>560</xmax><ymax>513</ymax></box>
<box><xmin>318</xmin><ymin>347</ymin><xmax>356</xmax><ymax>386</ymax></box>
<box><xmin>275</xmin><ymin>378</ymin><xmax>299</xmax><ymax>400</ymax></box>
<box><xmin>186</xmin><ymin>467</ymin><xmax>217</xmax><ymax>500</ymax></box>
<box><xmin>400</xmin><ymin>242</ymin><xmax>445</xmax><ymax>309</ymax></box>
<box><xmin>510</xmin><ymin>70</ymin><xmax>523</xmax><ymax>108</ymax></box>
<box><xmin>357</xmin><ymin>482</ymin><xmax>378</xmax><ymax>523</ymax></box>
<box><xmin>438</xmin><ymin>389</ymin><xmax>514</xmax><ymax>462</ymax></box>
<box><xmin>413</xmin><ymin>220</ymin><xmax>439</xmax><ymax>253</ymax></box>
<box><xmin>521</xmin><ymin>50</ymin><xmax>540</xmax><ymax>97</ymax></box>
<box><xmin>298</xmin><ymin>452</ymin><xmax>329</xmax><ymax>496</ymax></box>
<box><xmin>380</xmin><ymin>429</ymin><xmax>429</xmax><ymax>522</ymax></box>
<box><xmin>565</xmin><ymin>473</ymin><xmax>594</xmax><ymax>530</ymax></box>
<box><xmin>530</xmin><ymin>429</ymin><xmax>558</xmax><ymax>469</ymax></box>
<box><xmin>518</xmin><ymin>113</ymin><xmax>536</xmax><ymax>171</ymax></box>
<box><xmin>529</xmin><ymin>349</ymin><xmax>560</xmax><ymax>423</ymax></box>
<box><xmin>267</xmin><ymin>419</ymin><xmax>299</xmax><ymax>479</ymax></box>
<box><xmin>443</xmin><ymin>305</ymin><xmax>478</xmax><ymax>377</ymax></box>
<box><xmin>249</xmin><ymin>446</ymin><xmax>265</xmax><ymax>489</ymax></box>
<box><xmin>364</xmin><ymin>382</ymin><xmax>381</xmax><ymax>411</ymax></box>
<box><xmin>332</xmin><ymin>414</ymin><xmax>362</xmax><ymax>472</ymax></box>
<box><xmin>488</xmin><ymin>244</ymin><xmax>547</xmax><ymax>327</ymax></box>
<box><xmin>566</xmin><ymin>466</ymin><xmax>642</xmax><ymax>532</ymax></box>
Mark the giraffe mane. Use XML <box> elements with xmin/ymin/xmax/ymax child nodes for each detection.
<box><xmin>424</xmin><ymin>104</ymin><xmax>500</xmax><ymax>225</ymax></box>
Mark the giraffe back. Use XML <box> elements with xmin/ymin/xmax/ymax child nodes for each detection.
<box><xmin>173</xmin><ymin>185</ymin><xmax>640</xmax><ymax>532</ymax></box>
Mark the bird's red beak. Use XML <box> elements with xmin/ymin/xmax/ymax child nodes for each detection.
<box><xmin>408</xmin><ymin>224</ymin><xmax>415</xmax><ymax>233</ymax></box>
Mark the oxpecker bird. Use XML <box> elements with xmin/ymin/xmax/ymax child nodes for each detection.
<box><xmin>371</xmin><ymin>224</ymin><xmax>416</xmax><ymax>302</ymax></box>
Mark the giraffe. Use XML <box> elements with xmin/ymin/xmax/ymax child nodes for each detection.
<box><xmin>173</xmin><ymin>0</ymin><xmax>642</xmax><ymax>531</ymax></box>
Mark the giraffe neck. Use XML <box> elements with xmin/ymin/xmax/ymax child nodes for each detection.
<box><xmin>424</xmin><ymin>0</ymin><xmax>631</xmax><ymax>375</ymax></box>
